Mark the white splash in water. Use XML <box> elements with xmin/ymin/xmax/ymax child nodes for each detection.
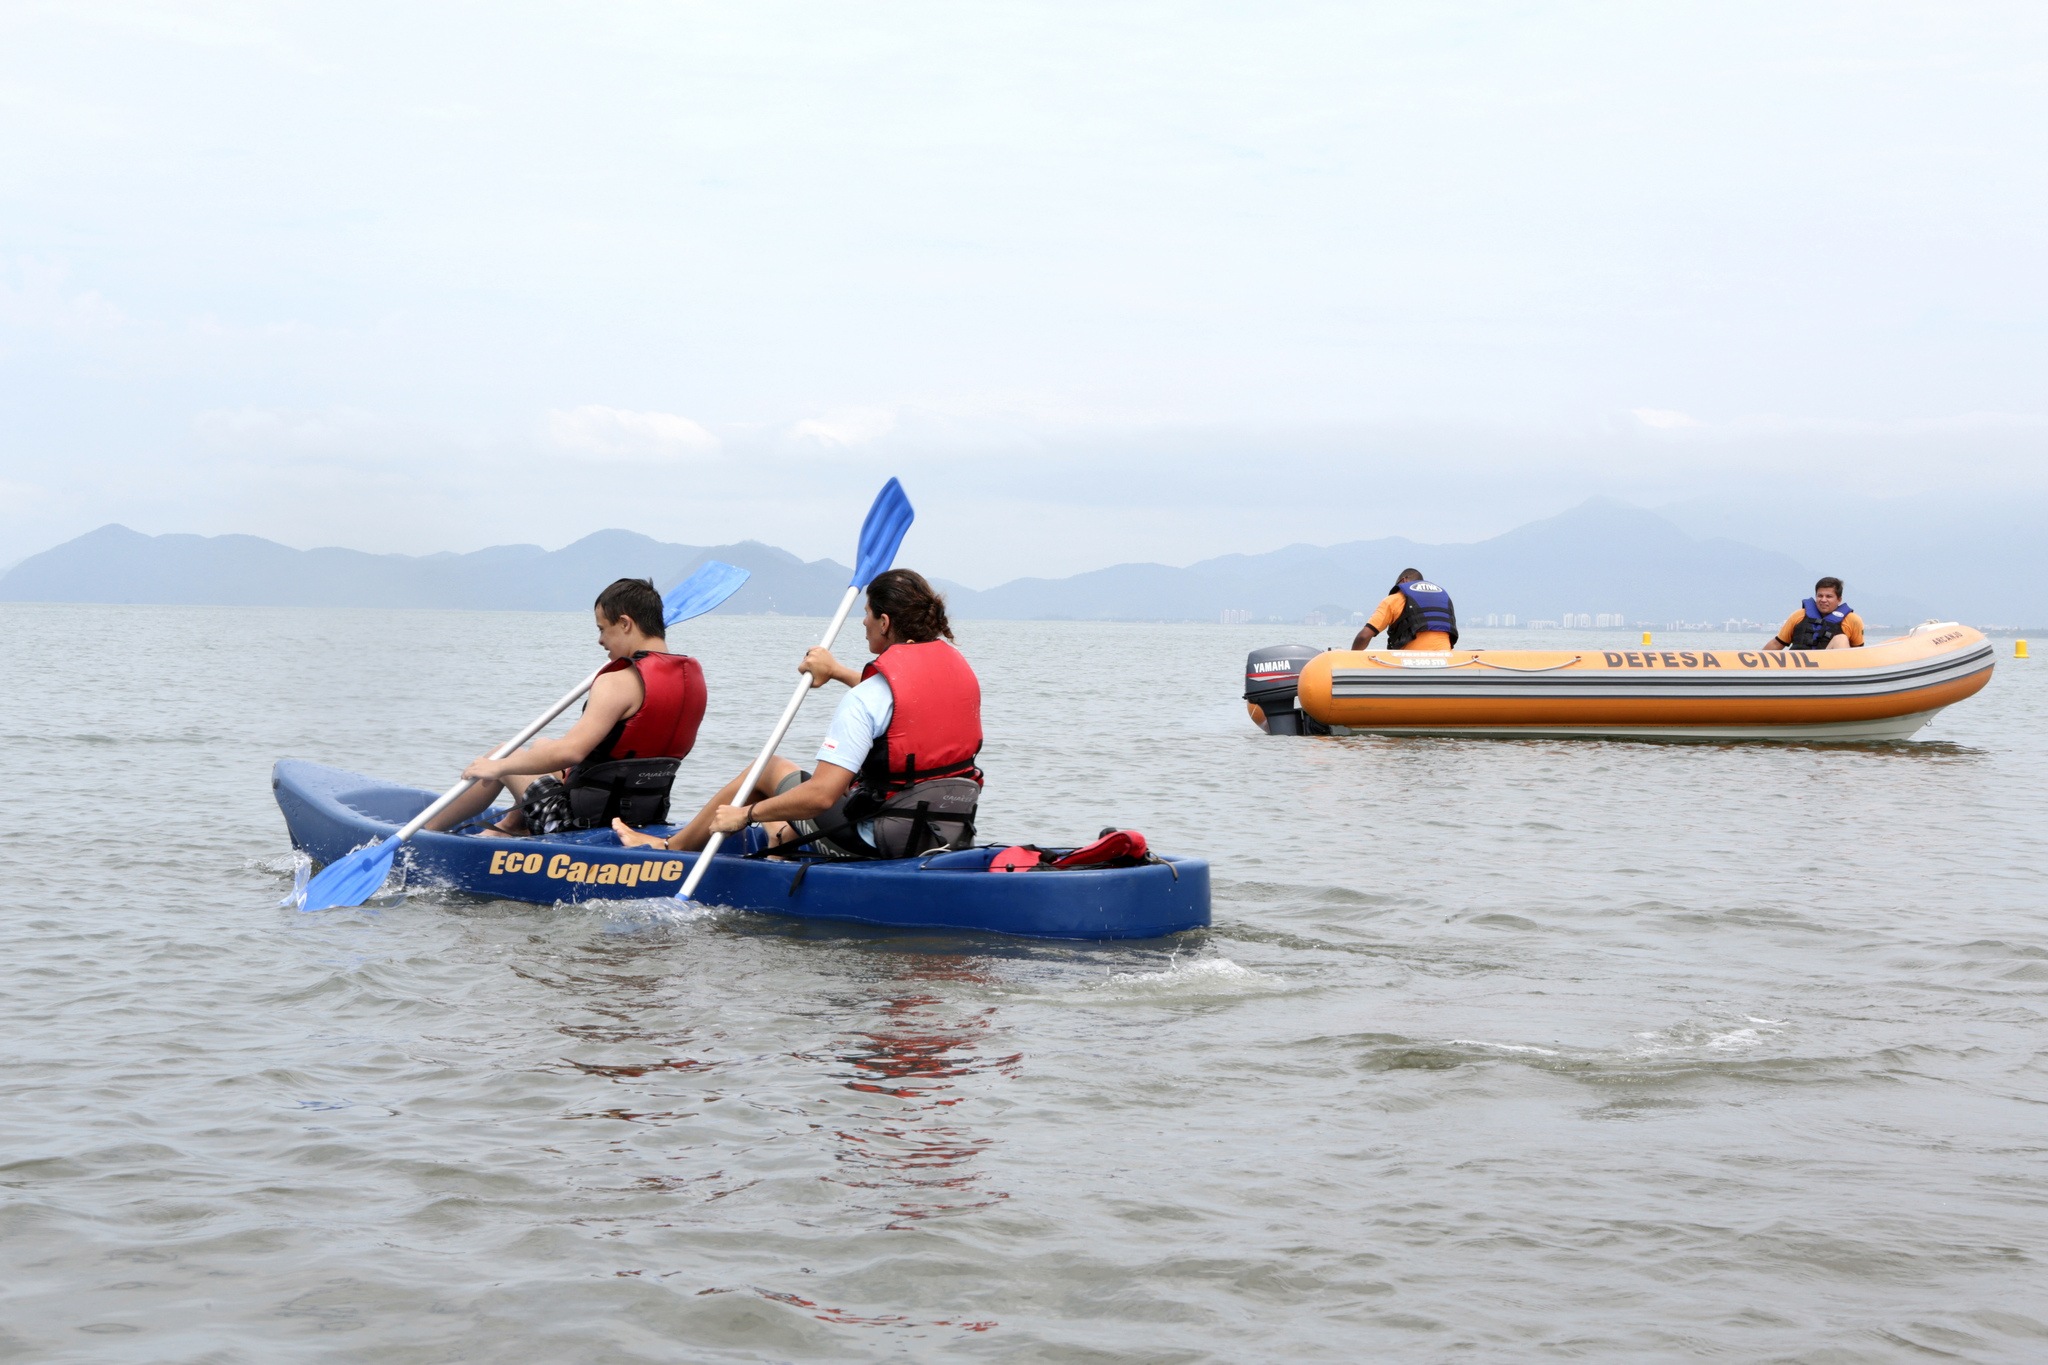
<box><xmin>278</xmin><ymin>853</ymin><xmax>311</xmax><ymax>909</ymax></box>
<box><xmin>1706</xmin><ymin>1028</ymin><xmax>1762</xmax><ymax>1050</ymax></box>
<box><xmin>1631</xmin><ymin>1016</ymin><xmax>1787</xmax><ymax>1056</ymax></box>
<box><xmin>1447</xmin><ymin>1039</ymin><xmax>1561</xmax><ymax>1056</ymax></box>
<box><xmin>1107</xmin><ymin>952</ymin><xmax>1279</xmax><ymax>991</ymax></box>
<box><xmin>589</xmin><ymin>896</ymin><xmax>723</xmax><ymax>930</ymax></box>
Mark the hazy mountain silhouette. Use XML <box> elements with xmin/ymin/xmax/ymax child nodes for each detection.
<box><xmin>0</xmin><ymin>524</ymin><xmax>855</xmax><ymax>616</ymax></box>
<box><xmin>1658</xmin><ymin>491</ymin><xmax>2046</xmax><ymax>627</ymax></box>
<box><xmin>2</xmin><ymin>499</ymin><xmax>1948</xmax><ymax>625</ymax></box>
<box><xmin>941</xmin><ymin>498</ymin><xmax>1934</xmax><ymax>626</ymax></box>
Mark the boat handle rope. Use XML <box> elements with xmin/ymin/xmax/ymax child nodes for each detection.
<box><xmin>1470</xmin><ymin>655</ymin><xmax>1585</xmax><ymax>673</ymax></box>
<box><xmin>1350</xmin><ymin>653</ymin><xmax>1584</xmax><ymax>674</ymax></box>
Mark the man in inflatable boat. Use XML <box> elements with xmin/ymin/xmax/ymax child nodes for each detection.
<box><xmin>1763</xmin><ymin>577</ymin><xmax>1863</xmax><ymax>651</ymax></box>
<box><xmin>427</xmin><ymin>577</ymin><xmax>707</xmax><ymax>836</ymax></box>
<box><xmin>615</xmin><ymin>568</ymin><xmax>984</xmax><ymax>861</ymax></box>
<box><xmin>1349</xmin><ymin>568</ymin><xmax>1458</xmax><ymax>651</ymax></box>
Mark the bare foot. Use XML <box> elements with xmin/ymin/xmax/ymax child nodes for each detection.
<box><xmin>611</xmin><ymin>817</ymin><xmax>673</xmax><ymax>850</ymax></box>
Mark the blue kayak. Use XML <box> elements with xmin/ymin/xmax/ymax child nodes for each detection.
<box><xmin>272</xmin><ymin>759</ymin><xmax>1209</xmax><ymax>940</ymax></box>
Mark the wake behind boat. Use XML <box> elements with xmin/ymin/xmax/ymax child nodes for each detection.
<box><xmin>274</xmin><ymin>759</ymin><xmax>1209</xmax><ymax>940</ymax></box>
<box><xmin>1245</xmin><ymin>621</ymin><xmax>1995</xmax><ymax>741</ymax></box>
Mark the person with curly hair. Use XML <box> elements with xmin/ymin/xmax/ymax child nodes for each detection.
<box><xmin>616</xmin><ymin>568</ymin><xmax>983</xmax><ymax>859</ymax></box>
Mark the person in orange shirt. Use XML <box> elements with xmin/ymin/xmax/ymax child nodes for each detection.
<box><xmin>1350</xmin><ymin>569</ymin><xmax>1459</xmax><ymax>651</ymax></box>
<box><xmin>1763</xmin><ymin>577</ymin><xmax>1864</xmax><ymax>651</ymax></box>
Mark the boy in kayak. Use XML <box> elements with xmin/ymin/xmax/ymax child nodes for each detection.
<box><xmin>426</xmin><ymin>577</ymin><xmax>707</xmax><ymax>835</ymax></box>
<box><xmin>1350</xmin><ymin>569</ymin><xmax>1458</xmax><ymax>650</ymax></box>
<box><xmin>1763</xmin><ymin>577</ymin><xmax>1863</xmax><ymax>651</ymax></box>
<box><xmin>615</xmin><ymin>568</ymin><xmax>982</xmax><ymax>860</ymax></box>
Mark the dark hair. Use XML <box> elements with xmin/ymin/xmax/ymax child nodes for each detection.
<box><xmin>594</xmin><ymin>577</ymin><xmax>666</xmax><ymax>637</ymax></box>
<box><xmin>866</xmin><ymin>568</ymin><xmax>953</xmax><ymax>643</ymax></box>
<box><xmin>1814</xmin><ymin>576</ymin><xmax>1845</xmax><ymax>596</ymax></box>
<box><xmin>1394</xmin><ymin>568</ymin><xmax>1424</xmax><ymax>586</ymax></box>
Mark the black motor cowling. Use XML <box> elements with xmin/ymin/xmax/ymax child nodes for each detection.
<box><xmin>1243</xmin><ymin>644</ymin><xmax>1330</xmax><ymax>735</ymax></box>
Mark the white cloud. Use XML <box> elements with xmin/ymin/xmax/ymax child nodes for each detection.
<box><xmin>0</xmin><ymin>258</ymin><xmax>127</xmax><ymax>334</ymax></box>
<box><xmin>545</xmin><ymin>406</ymin><xmax>721</xmax><ymax>461</ymax></box>
<box><xmin>790</xmin><ymin>407</ymin><xmax>897</xmax><ymax>447</ymax></box>
<box><xmin>9</xmin><ymin>5</ymin><xmax>2048</xmax><ymax>583</ymax></box>
<box><xmin>193</xmin><ymin>405</ymin><xmax>388</xmax><ymax>454</ymax></box>
<box><xmin>186</xmin><ymin>312</ymin><xmax>308</xmax><ymax>342</ymax></box>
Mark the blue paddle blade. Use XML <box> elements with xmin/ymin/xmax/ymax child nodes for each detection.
<box><xmin>298</xmin><ymin>836</ymin><xmax>400</xmax><ymax>912</ymax></box>
<box><xmin>850</xmin><ymin>478</ymin><xmax>914</xmax><ymax>587</ymax></box>
<box><xmin>663</xmin><ymin>559</ymin><xmax>750</xmax><ymax>626</ymax></box>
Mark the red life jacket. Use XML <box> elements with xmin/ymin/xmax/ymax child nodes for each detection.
<box><xmin>856</xmin><ymin>640</ymin><xmax>983</xmax><ymax>796</ymax></box>
<box><xmin>578</xmin><ymin>651</ymin><xmax>706</xmax><ymax>770</ymax></box>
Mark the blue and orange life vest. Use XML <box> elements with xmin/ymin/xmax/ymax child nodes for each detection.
<box><xmin>1387</xmin><ymin>580</ymin><xmax>1460</xmax><ymax>649</ymax></box>
<box><xmin>1787</xmin><ymin>598</ymin><xmax>1853</xmax><ymax>650</ymax></box>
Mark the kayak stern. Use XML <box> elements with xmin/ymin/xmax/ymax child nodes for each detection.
<box><xmin>273</xmin><ymin>759</ymin><xmax>1209</xmax><ymax>940</ymax></box>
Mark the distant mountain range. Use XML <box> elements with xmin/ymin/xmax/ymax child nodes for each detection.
<box><xmin>1</xmin><ymin>498</ymin><xmax>2006</xmax><ymax>627</ymax></box>
<box><xmin>0</xmin><ymin>523</ymin><xmax>855</xmax><ymax>617</ymax></box>
<box><xmin>942</xmin><ymin>498</ymin><xmax>1942</xmax><ymax>627</ymax></box>
<box><xmin>1655</xmin><ymin>490</ymin><xmax>2045</xmax><ymax>628</ymax></box>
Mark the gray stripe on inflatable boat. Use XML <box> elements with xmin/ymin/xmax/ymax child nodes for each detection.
<box><xmin>1321</xmin><ymin>707</ymin><xmax>1950</xmax><ymax>741</ymax></box>
<box><xmin>1326</xmin><ymin>645</ymin><xmax>1993</xmax><ymax>702</ymax></box>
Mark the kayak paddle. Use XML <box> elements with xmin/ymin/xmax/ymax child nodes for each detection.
<box><xmin>676</xmin><ymin>478</ymin><xmax>913</xmax><ymax>902</ymax></box>
<box><xmin>291</xmin><ymin>559</ymin><xmax>751</xmax><ymax>911</ymax></box>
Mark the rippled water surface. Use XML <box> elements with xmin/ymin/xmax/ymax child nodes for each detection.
<box><xmin>4</xmin><ymin>603</ymin><xmax>2046</xmax><ymax>1363</ymax></box>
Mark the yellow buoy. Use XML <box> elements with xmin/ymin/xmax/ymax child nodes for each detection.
<box><xmin>2018</xmin><ymin>639</ymin><xmax>2030</xmax><ymax>659</ymax></box>
<box><xmin>1642</xmin><ymin>631</ymin><xmax>1652</xmax><ymax>646</ymax></box>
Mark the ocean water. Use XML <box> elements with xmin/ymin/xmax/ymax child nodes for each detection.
<box><xmin>2</xmin><ymin>603</ymin><xmax>2045</xmax><ymax>1363</ymax></box>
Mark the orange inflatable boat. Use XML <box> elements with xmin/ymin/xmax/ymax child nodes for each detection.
<box><xmin>1246</xmin><ymin>623</ymin><xmax>1995</xmax><ymax>741</ymax></box>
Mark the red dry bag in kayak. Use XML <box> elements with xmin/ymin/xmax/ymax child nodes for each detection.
<box><xmin>984</xmin><ymin>830</ymin><xmax>1153</xmax><ymax>872</ymax></box>
<box><xmin>989</xmin><ymin>846</ymin><xmax>1044</xmax><ymax>872</ymax></box>
<box><xmin>1051</xmin><ymin>829</ymin><xmax>1148</xmax><ymax>868</ymax></box>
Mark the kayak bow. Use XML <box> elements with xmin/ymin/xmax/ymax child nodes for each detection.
<box><xmin>273</xmin><ymin>759</ymin><xmax>1209</xmax><ymax>940</ymax></box>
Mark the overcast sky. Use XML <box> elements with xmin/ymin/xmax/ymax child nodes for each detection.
<box><xmin>3</xmin><ymin>2</ymin><xmax>2044</xmax><ymax>585</ymax></box>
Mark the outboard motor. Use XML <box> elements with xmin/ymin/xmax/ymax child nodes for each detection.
<box><xmin>1243</xmin><ymin>644</ymin><xmax>1330</xmax><ymax>735</ymax></box>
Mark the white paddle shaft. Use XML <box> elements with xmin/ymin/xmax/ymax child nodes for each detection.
<box><xmin>678</xmin><ymin>584</ymin><xmax>863</xmax><ymax>899</ymax></box>
<box><xmin>393</xmin><ymin>665</ymin><xmax>606</xmax><ymax>842</ymax></box>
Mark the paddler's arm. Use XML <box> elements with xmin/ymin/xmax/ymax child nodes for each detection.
<box><xmin>705</xmin><ymin>762</ymin><xmax>856</xmax><ymax>834</ymax></box>
<box><xmin>460</xmin><ymin>668</ymin><xmax>642</xmax><ymax>780</ymax></box>
<box><xmin>1349</xmin><ymin>625</ymin><xmax>1379</xmax><ymax>650</ymax></box>
<box><xmin>799</xmin><ymin>647</ymin><xmax>861</xmax><ymax>689</ymax></box>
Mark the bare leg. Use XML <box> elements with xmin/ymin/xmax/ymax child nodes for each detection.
<box><xmin>613</xmin><ymin>756</ymin><xmax>802</xmax><ymax>852</ymax></box>
<box><xmin>425</xmin><ymin>762</ymin><xmax>543</xmax><ymax>833</ymax></box>
<box><xmin>1827</xmin><ymin>633</ymin><xmax>1853</xmax><ymax>649</ymax></box>
<box><xmin>477</xmin><ymin>774</ymin><xmax>540</xmax><ymax>835</ymax></box>
<box><xmin>426</xmin><ymin>777</ymin><xmax>502</xmax><ymax>832</ymax></box>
